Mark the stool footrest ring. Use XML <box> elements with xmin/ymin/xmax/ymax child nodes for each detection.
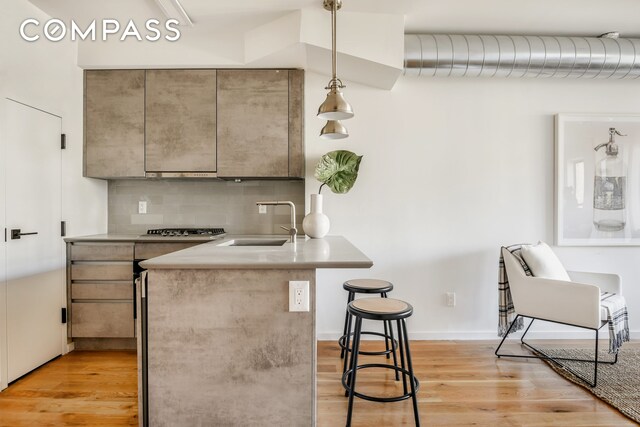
<box><xmin>338</xmin><ymin>331</ymin><xmax>397</xmax><ymax>356</ymax></box>
<box><xmin>342</xmin><ymin>363</ymin><xmax>420</xmax><ymax>403</ymax></box>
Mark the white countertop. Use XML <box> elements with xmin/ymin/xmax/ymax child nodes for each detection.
<box><xmin>139</xmin><ymin>235</ymin><xmax>373</xmax><ymax>270</ymax></box>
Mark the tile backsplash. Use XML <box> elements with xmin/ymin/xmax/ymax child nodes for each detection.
<box><xmin>108</xmin><ymin>180</ymin><xmax>305</xmax><ymax>234</ymax></box>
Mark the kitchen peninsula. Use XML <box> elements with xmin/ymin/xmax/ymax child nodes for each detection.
<box><xmin>138</xmin><ymin>236</ymin><xmax>372</xmax><ymax>426</ymax></box>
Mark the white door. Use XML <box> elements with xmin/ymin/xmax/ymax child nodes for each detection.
<box><xmin>2</xmin><ymin>99</ymin><xmax>65</xmax><ymax>385</ymax></box>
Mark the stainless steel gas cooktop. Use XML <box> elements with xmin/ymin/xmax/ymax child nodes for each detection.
<box><xmin>145</xmin><ymin>228</ymin><xmax>226</xmax><ymax>238</ymax></box>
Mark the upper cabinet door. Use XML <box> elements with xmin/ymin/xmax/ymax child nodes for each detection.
<box><xmin>145</xmin><ymin>70</ymin><xmax>217</xmax><ymax>172</ymax></box>
<box><xmin>217</xmin><ymin>70</ymin><xmax>290</xmax><ymax>178</ymax></box>
<box><xmin>84</xmin><ymin>70</ymin><xmax>145</xmax><ymax>178</ymax></box>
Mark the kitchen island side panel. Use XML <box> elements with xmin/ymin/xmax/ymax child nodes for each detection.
<box><xmin>147</xmin><ymin>268</ymin><xmax>316</xmax><ymax>426</ymax></box>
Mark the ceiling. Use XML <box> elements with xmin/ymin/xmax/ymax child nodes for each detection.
<box><xmin>24</xmin><ymin>0</ymin><xmax>640</xmax><ymax>89</ymax></box>
<box><xmin>403</xmin><ymin>0</ymin><xmax>640</xmax><ymax>37</ymax></box>
<box><xmin>28</xmin><ymin>0</ymin><xmax>640</xmax><ymax>37</ymax></box>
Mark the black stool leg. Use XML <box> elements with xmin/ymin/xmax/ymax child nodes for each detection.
<box><xmin>401</xmin><ymin>319</ymin><xmax>420</xmax><ymax>426</ymax></box>
<box><xmin>382</xmin><ymin>292</ymin><xmax>390</xmax><ymax>360</ymax></box>
<box><xmin>383</xmin><ymin>292</ymin><xmax>400</xmax><ymax>381</ymax></box>
<box><xmin>340</xmin><ymin>292</ymin><xmax>355</xmax><ymax>359</ymax></box>
<box><xmin>396</xmin><ymin>319</ymin><xmax>408</xmax><ymax>395</ymax></box>
<box><xmin>346</xmin><ymin>316</ymin><xmax>363</xmax><ymax>427</ymax></box>
<box><xmin>383</xmin><ymin>319</ymin><xmax>391</xmax><ymax>359</ymax></box>
<box><xmin>387</xmin><ymin>319</ymin><xmax>400</xmax><ymax>381</ymax></box>
<box><xmin>342</xmin><ymin>311</ymin><xmax>354</xmax><ymax>379</ymax></box>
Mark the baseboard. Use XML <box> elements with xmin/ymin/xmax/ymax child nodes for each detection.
<box><xmin>317</xmin><ymin>330</ymin><xmax>640</xmax><ymax>341</ymax></box>
<box><xmin>73</xmin><ymin>338</ymin><xmax>137</xmax><ymax>350</ymax></box>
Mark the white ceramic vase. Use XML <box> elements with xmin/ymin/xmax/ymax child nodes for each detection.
<box><xmin>303</xmin><ymin>194</ymin><xmax>330</xmax><ymax>238</ymax></box>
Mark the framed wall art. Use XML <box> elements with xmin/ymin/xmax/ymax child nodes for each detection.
<box><xmin>556</xmin><ymin>113</ymin><xmax>640</xmax><ymax>246</ymax></box>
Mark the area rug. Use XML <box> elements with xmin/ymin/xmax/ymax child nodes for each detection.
<box><xmin>539</xmin><ymin>347</ymin><xmax>640</xmax><ymax>423</ymax></box>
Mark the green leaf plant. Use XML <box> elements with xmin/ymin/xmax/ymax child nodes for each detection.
<box><xmin>314</xmin><ymin>150</ymin><xmax>363</xmax><ymax>194</ymax></box>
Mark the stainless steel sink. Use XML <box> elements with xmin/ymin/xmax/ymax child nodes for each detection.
<box><xmin>218</xmin><ymin>239</ymin><xmax>288</xmax><ymax>247</ymax></box>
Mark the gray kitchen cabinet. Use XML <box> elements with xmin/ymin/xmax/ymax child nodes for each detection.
<box><xmin>67</xmin><ymin>243</ymin><xmax>135</xmax><ymax>339</ymax></box>
<box><xmin>84</xmin><ymin>68</ymin><xmax>304</xmax><ymax>179</ymax></box>
<box><xmin>84</xmin><ymin>70</ymin><xmax>145</xmax><ymax>178</ymax></box>
<box><xmin>66</xmin><ymin>241</ymin><xmax>204</xmax><ymax>342</ymax></box>
<box><xmin>145</xmin><ymin>70</ymin><xmax>217</xmax><ymax>173</ymax></box>
<box><xmin>217</xmin><ymin>69</ymin><xmax>304</xmax><ymax>178</ymax></box>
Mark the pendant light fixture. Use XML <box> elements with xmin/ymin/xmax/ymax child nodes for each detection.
<box><xmin>318</xmin><ymin>0</ymin><xmax>354</xmax><ymax>139</ymax></box>
<box><xmin>320</xmin><ymin>120</ymin><xmax>349</xmax><ymax>139</ymax></box>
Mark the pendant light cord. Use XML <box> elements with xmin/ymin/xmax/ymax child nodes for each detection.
<box><xmin>332</xmin><ymin>0</ymin><xmax>337</xmax><ymax>81</ymax></box>
<box><xmin>324</xmin><ymin>0</ymin><xmax>343</xmax><ymax>90</ymax></box>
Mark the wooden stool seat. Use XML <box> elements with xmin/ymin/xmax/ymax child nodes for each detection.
<box><xmin>343</xmin><ymin>279</ymin><xmax>393</xmax><ymax>294</ymax></box>
<box><xmin>350</xmin><ymin>298</ymin><xmax>413</xmax><ymax>320</ymax></box>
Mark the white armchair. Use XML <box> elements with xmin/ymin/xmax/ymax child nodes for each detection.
<box><xmin>496</xmin><ymin>246</ymin><xmax>620</xmax><ymax>387</ymax></box>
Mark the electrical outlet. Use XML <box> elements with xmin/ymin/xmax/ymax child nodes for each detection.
<box><xmin>289</xmin><ymin>281</ymin><xmax>309</xmax><ymax>312</ymax></box>
<box><xmin>446</xmin><ymin>292</ymin><xmax>456</xmax><ymax>307</ymax></box>
<box><xmin>258</xmin><ymin>205</ymin><xmax>267</xmax><ymax>214</ymax></box>
<box><xmin>138</xmin><ymin>201</ymin><xmax>147</xmax><ymax>214</ymax></box>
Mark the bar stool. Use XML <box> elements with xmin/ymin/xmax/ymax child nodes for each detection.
<box><xmin>343</xmin><ymin>297</ymin><xmax>420</xmax><ymax>427</ymax></box>
<box><xmin>339</xmin><ymin>279</ymin><xmax>399</xmax><ymax>380</ymax></box>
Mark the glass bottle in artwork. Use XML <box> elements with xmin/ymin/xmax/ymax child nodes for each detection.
<box><xmin>593</xmin><ymin>128</ymin><xmax>627</xmax><ymax>232</ymax></box>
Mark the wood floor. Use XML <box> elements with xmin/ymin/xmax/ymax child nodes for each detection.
<box><xmin>0</xmin><ymin>341</ymin><xmax>636</xmax><ymax>426</ymax></box>
<box><xmin>0</xmin><ymin>351</ymin><xmax>138</xmax><ymax>426</ymax></box>
<box><xmin>319</xmin><ymin>340</ymin><xmax>638</xmax><ymax>427</ymax></box>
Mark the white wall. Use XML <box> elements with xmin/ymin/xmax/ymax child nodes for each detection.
<box><xmin>0</xmin><ymin>0</ymin><xmax>107</xmax><ymax>387</ymax></box>
<box><xmin>304</xmin><ymin>72</ymin><xmax>640</xmax><ymax>339</ymax></box>
<box><xmin>0</xmin><ymin>0</ymin><xmax>108</xmax><ymax>237</ymax></box>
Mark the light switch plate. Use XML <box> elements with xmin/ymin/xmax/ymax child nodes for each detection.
<box><xmin>258</xmin><ymin>205</ymin><xmax>267</xmax><ymax>214</ymax></box>
<box><xmin>138</xmin><ymin>201</ymin><xmax>147</xmax><ymax>214</ymax></box>
<box><xmin>289</xmin><ymin>281</ymin><xmax>309</xmax><ymax>312</ymax></box>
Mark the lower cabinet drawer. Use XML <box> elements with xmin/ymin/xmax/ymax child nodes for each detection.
<box><xmin>71</xmin><ymin>262</ymin><xmax>133</xmax><ymax>281</ymax></box>
<box><xmin>71</xmin><ymin>302</ymin><xmax>134</xmax><ymax>338</ymax></box>
<box><xmin>72</xmin><ymin>282</ymin><xmax>133</xmax><ymax>300</ymax></box>
<box><xmin>70</xmin><ymin>243</ymin><xmax>134</xmax><ymax>261</ymax></box>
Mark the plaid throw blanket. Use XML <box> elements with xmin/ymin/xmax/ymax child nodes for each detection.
<box><xmin>601</xmin><ymin>292</ymin><xmax>630</xmax><ymax>353</ymax></box>
<box><xmin>498</xmin><ymin>244</ymin><xmax>630</xmax><ymax>354</ymax></box>
<box><xmin>498</xmin><ymin>245</ymin><xmax>529</xmax><ymax>337</ymax></box>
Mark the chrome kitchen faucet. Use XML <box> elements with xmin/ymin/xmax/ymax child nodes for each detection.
<box><xmin>256</xmin><ymin>201</ymin><xmax>297</xmax><ymax>243</ymax></box>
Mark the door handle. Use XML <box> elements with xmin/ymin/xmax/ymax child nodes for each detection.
<box><xmin>11</xmin><ymin>229</ymin><xmax>38</xmax><ymax>240</ymax></box>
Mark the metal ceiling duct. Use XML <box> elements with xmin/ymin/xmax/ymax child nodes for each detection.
<box><xmin>404</xmin><ymin>34</ymin><xmax>640</xmax><ymax>78</ymax></box>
